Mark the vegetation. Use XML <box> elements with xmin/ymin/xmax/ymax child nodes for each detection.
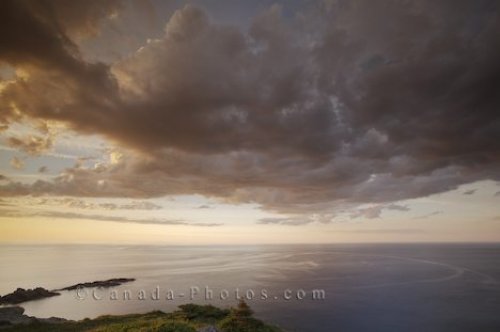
<box><xmin>218</xmin><ymin>301</ymin><xmax>281</xmax><ymax>332</ymax></box>
<box><xmin>2</xmin><ymin>302</ymin><xmax>283</xmax><ymax>332</ymax></box>
<box><xmin>178</xmin><ymin>304</ymin><xmax>229</xmax><ymax>323</ymax></box>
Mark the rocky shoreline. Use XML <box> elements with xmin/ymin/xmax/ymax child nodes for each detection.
<box><xmin>0</xmin><ymin>280</ymin><xmax>283</xmax><ymax>331</ymax></box>
<box><xmin>55</xmin><ymin>277</ymin><xmax>136</xmax><ymax>291</ymax></box>
<box><xmin>0</xmin><ymin>306</ymin><xmax>67</xmax><ymax>327</ymax></box>
<box><xmin>0</xmin><ymin>288</ymin><xmax>59</xmax><ymax>305</ymax></box>
<box><xmin>0</xmin><ymin>278</ymin><xmax>135</xmax><ymax>305</ymax></box>
<box><xmin>0</xmin><ymin>278</ymin><xmax>136</xmax><ymax>328</ymax></box>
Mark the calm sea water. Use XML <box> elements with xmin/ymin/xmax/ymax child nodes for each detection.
<box><xmin>1</xmin><ymin>244</ymin><xmax>500</xmax><ymax>331</ymax></box>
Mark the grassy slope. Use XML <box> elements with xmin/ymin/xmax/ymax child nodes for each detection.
<box><xmin>2</xmin><ymin>303</ymin><xmax>283</xmax><ymax>332</ymax></box>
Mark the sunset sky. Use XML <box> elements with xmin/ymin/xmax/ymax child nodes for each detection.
<box><xmin>0</xmin><ymin>0</ymin><xmax>499</xmax><ymax>244</ymax></box>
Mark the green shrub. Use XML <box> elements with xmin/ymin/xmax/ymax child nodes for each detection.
<box><xmin>218</xmin><ymin>301</ymin><xmax>281</xmax><ymax>332</ymax></box>
<box><xmin>178</xmin><ymin>304</ymin><xmax>229</xmax><ymax>322</ymax></box>
<box><xmin>157</xmin><ymin>321</ymin><xmax>196</xmax><ymax>332</ymax></box>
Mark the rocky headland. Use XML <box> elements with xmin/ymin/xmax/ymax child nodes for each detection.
<box><xmin>0</xmin><ymin>278</ymin><xmax>135</xmax><ymax>305</ymax></box>
<box><xmin>0</xmin><ymin>288</ymin><xmax>59</xmax><ymax>305</ymax></box>
<box><xmin>55</xmin><ymin>277</ymin><xmax>136</xmax><ymax>291</ymax></box>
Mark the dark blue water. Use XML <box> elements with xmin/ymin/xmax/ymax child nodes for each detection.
<box><xmin>1</xmin><ymin>244</ymin><xmax>500</xmax><ymax>331</ymax></box>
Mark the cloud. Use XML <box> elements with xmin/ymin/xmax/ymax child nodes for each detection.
<box><xmin>0</xmin><ymin>2</ymin><xmax>499</xmax><ymax>222</ymax></box>
<box><xmin>258</xmin><ymin>213</ymin><xmax>336</xmax><ymax>225</ymax></box>
<box><xmin>10</xmin><ymin>156</ymin><xmax>24</xmax><ymax>170</ymax></box>
<box><xmin>33</xmin><ymin>197</ymin><xmax>162</xmax><ymax>211</ymax></box>
<box><xmin>0</xmin><ymin>0</ymin><xmax>121</xmax><ymax>67</ymax></box>
<box><xmin>0</xmin><ymin>199</ymin><xmax>11</xmax><ymax>207</ymax></box>
<box><xmin>350</xmin><ymin>204</ymin><xmax>410</xmax><ymax>219</ymax></box>
<box><xmin>0</xmin><ymin>0</ymin><xmax>120</xmax><ymax>127</ymax></box>
<box><xmin>386</xmin><ymin>204</ymin><xmax>410</xmax><ymax>212</ymax></box>
<box><xmin>463</xmin><ymin>189</ymin><xmax>477</xmax><ymax>195</ymax></box>
<box><xmin>350</xmin><ymin>206</ymin><xmax>385</xmax><ymax>219</ymax></box>
<box><xmin>413</xmin><ymin>211</ymin><xmax>443</xmax><ymax>220</ymax></box>
<box><xmin>333</xmin><ymin>229</ymin><xmax>427</xmax><ymax>234</ymax></box>
<box><xmin>0</xmin><ymin>208</ymin><xmax>221</xmax><ymax>227</ymax></box>
<box><xmin>7</xmin><ymin>134</ymin><xmax>53</xmax><ymax>155</ymax></box>
<box><xmin>257</xmin><ymin>217</ymin><xmax>312</xmax><ymax>226</ymax></box>
<box><xmin>116</xmin><ymin>201</ymin><xmax>162</xmax><ymax>210</ymax></box>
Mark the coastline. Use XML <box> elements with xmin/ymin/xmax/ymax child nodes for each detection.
<box><xmin>0</xmin><ymin>278</ymin><xmax>283</xmax><ymax>331</ymax></box>
<box><xmin>0</xmin><ymin>301</ymin><xmax>283</xmax><ymax>332</ymax></box>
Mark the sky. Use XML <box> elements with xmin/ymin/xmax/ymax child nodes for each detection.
<box><xmin>0</xmin><ymin>0</ymin><xmax>499</xmax><ymax>244</ymax></box>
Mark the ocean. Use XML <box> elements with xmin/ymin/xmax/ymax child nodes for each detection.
<box><xmin>1</xmin><ymin>243</ymin><xmax>500</xmax><ymax>331</ymax></box>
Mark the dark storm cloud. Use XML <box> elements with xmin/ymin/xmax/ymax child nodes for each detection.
<box><xmin>0</xmin><ymin>1</ymin><xmax>499</xmax><ymax>221</ymax></box>
<box><xmin>0</xmin><ymin>0</ymin><xmax>121</xmax><ymax>68</ymax></box>
<box><xmin>0</xmin><ymin>0</ymin><xmax>120</xmax><ymax>126</ymax></box>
